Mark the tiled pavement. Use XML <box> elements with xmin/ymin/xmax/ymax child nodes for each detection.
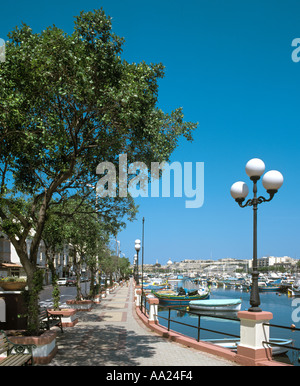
<box><xmin>45</xmin><ymin>279</ymin><xmax>237</xmax><ymax>366</ymax></box>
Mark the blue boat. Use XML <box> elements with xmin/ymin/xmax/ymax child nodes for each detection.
<box><xmin>258</xmin><ymin>284</ymin><xmax>281</xmax><ymax>292</ymax></box>
<box><xmin>189</xmin><ymin>298</ymin><xmax>242</xmax><ymax>312</ymax></box>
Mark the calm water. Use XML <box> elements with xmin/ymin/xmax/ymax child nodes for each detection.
<box><xmin>155</xmin><ymin>287</ymin><xmax>300</xmax><ymax>366</ymax></box>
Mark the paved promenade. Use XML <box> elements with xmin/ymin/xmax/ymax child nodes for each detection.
<box><xmin>45</xmin><ymin>279</ymin><xmax>237</xmax><ymax>366</ymax></box>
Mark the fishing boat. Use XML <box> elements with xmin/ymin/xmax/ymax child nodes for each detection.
<box><xmin>189</xmin><ymin>298</ymin><xmax>242</xmax><ymax>312</ymax></box>
<box><xmin>290</xmin><ymin>276</ymin><xmax>300</xmax><ymax>296</ymax></box>
<box><xmin>142</xmin><ymin>284</ymin><xmax>167</xmax><ymax>291</ymax></box>
<box><xmin>153</xmin><ymin>288</ymin><xmax>210</xmax><ymax>306</ymax></box>
<box><xmin>258</xmin><ymin>283</ymin><xmax>281</xmax><ymax>292</ymax></box>
<box><xmin>202</xmin><ymin>338</ymin><xmax>293</xmax><ymax>356</ymax></box>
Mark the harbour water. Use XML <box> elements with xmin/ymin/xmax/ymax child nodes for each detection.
<box><xmin>155</xmin><ymin>286</ymin><xmax>300</xmax><ymax>366</ymax></box>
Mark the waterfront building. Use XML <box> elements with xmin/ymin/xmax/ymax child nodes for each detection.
<box><xmin>141</xmin><ymin>256</ymin><xmax>299</xmax><ymax>276</ymax></box>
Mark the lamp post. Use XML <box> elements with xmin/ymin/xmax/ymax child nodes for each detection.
<box><xmin>135</xmin><ymin>239</ymin><xmax>141</xmax><ymax>285</ymax></box>
<box><xmin>230</xmin><ymin>158</ymin><xmax>283</xmax><ymax>312</ymax></box>
<box><xmin>133</xmin><ymin>254</ymin><xmax>137</xmax><ymax>282</ymax></box>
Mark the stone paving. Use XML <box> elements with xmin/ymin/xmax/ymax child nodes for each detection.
<box><xmin>45</xmin><ymin>279</ymin><xmax>238</xmax><ymax>366</ymax></box>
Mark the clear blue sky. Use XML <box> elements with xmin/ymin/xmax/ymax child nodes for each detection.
<box><xmin>1</xmin><ymin>0</ymin><xmax>300</xmax><ymax>265</ymax></box>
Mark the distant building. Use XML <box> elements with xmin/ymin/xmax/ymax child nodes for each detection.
<box><xmin>258</xmin><ymin>256</ymin><xmax>296</xmax><ymax>269</ymax></box>
<box><xmin>141</xmin><ymin>255</ymin><xmax>298</xmax><ymax>275</ymax></box>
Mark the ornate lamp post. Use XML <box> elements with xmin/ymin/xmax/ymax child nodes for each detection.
<box><xmin>135</xmin><ymin>239</ymin><xmax>141</xmax><ymax>285</ymax></box>
<box><xmin>230</xmin><ymin>158</ymin><xmax>283</xmax><ymax>312</ymax></box>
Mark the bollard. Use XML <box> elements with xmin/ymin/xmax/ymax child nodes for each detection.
<box><xmin>236</xmin><ymin>310</ymin><xmax>273</xmax><ymax>366</ymax></box>
<box><xmin>147</xmin><ymin>297</ymin><xmax>159</xmax><ymax>324</ymax></box>
<box><xmin>135</xmin><ymin>289</ymin><xmax>142</xmax><ymax>307</ymax></box>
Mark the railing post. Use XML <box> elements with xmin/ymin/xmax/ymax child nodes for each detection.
<box><xmin>168</xmin><ymin>308</ymin><xmax>171</xmax><ymax>331</ymax></box>
<box><xmin>236</xmin><ymin>310</ymin><xmax>273</xmax><ymax>365</ymax></box>
<box><xmin>134</xmin><ymin>285</ymin><xmax>142</xmax><ymax>306</ymax></box>
<box><xmin>135</xmin><ymin>289</ymin><xmax>142</xmax><ymax>307</ymax></box>
<box><xmin>197</xmin><ymin>314</ymin><xmax>201</xmax><ymax>342</ymax></box>
<box><xmin>147</xmin><ymin>297</ymin><xmax>159</xmax><ymax>324</ymax></box>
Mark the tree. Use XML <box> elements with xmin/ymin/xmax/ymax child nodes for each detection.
<box><xmin>42</xmin><ymin>210</ymin><xmax>66</xmax><ymax>310</ymax></box>
<box><xmin>0</xmin><ymin>8</ymin><xmax>197</xmax><ymax>334</ymax></box>
<box><xmin>100</xmin><ymin>250</ymin><xmax>118</xmax><ymax>287</ymax></box>
<box><xmin>118</xmin><ymin>257</ymin><xmax>131</xmax><ymax>280</ymax></box>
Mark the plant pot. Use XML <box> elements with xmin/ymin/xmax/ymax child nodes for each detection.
<box><xmin>93</xmin><ymin>294</ymin><xmax>102</xmax><ymax>304</ymax></box>
<box><xmin>0</xmin><ymin>282</ymin><xmax>27</xmax><ymax>291</ymax></box>
<box><xmin>47</xmin><ymin>308</ymin><xmax>78</xmax><ymax>327</ymax></box>
<box><xmin>66</xmin><ymin>299</ymin><xmax>93</xmax><ymax>311</ymax></box>
<box><xmin>8</xmin><ymin>330</ymin><xmax>57</xmax><ymax>365</ymax></box>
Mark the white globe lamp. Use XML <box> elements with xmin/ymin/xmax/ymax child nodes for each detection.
<box><xmin>230</xmin><ymin>181</ymin><xmax>249</xmax><ymax>200</ymax></box>
<box><xmin>262</xmin><ymin>170</ymin><xmax>284</xmax><ymax>192</ymax></box>
<box><xmin>245</xmin><ymin>158</ymin><xmax>265</xmax><ymax>179</ymax></box>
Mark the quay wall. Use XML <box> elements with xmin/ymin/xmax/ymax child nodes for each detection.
<box><xmin>134</xmin><ymin>296</ymin><xmax>291</xmax><ymax>366</ymax></box>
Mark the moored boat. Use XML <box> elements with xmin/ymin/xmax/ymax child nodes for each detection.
<box><xmin>189</xmin><ymin>298</ymin><xmax>242</xmax><ymax>312</ymax></box>
<box><xmin>290</xmin><ymin>277</ymin><xmax>300</xmax><ymax>296</ymax></box>
<box><xmin>258</xmin><ymin>284</ymin><xmax>281</xmax><ymax>292</ymax></box>
<box><xmin>153</xmin><ymin>288</ymin><xmax>210</xmax><ymax>306</ymax></box>
<box><xmin>202</xmin><ymin>338</ymin><xmax>293</xmax><ymax>356</ymax></box>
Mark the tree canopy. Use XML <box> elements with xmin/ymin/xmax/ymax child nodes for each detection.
<box><xmin>0</xmin><ymin>8</ymin><xmax>197</xmax><ymax>333</ymax></box>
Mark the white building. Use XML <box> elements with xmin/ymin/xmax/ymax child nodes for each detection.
<box><xmin>0</xmin><ymin>235</ymin><xmax>74</xmax><ymax>283</ymax></box>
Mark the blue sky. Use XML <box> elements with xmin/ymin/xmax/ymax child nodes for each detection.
<box><xmin>1</xmin><ymin>0</ymin><xmax>300</xmax><ymax>265</ymax></box>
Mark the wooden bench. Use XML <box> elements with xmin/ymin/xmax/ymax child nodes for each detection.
<box><xmin>39</xmin><ymin>309</ymin><xmax>63</xmax><ymax>333</ymax></box>
<box><xmin>0</xmin><ymin>330</ymin><xmax>35</xmax><ymax>366</ymax></box>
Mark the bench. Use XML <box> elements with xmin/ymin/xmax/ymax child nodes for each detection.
<box><xmin>0</xmin><ymin>330</ymin><xmax>35</xmax><ymax>366</ymax></box>
<box><xmin>39</xmin><ymin>309</ymin><xmax>63</xmax><ymax>333</ymax></box>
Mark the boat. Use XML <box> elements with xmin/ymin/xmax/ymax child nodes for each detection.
<box><xmin>258</xmin><ymin>283</ymin><xmax>281</xmax><ymax>292</ymax></box>
<box><xmin>189</xmin><ymin>298</ymin><xmax>242</xmax><ymax>312</ymax></box>
<box><xmin>153</xmin><ymin>288</ymin><xmax>210</xmax><ymax>306</ymax></box>
<box><xmin>202</xmin><ymin>338</ymin><xmax>293</xmax><ymax>356</ymax></box>
<box><xmin>142</xmin><ymin>284</ymin><xmax>167</xmax><ymax>291</ymax></box>
<box><xmin>290</xmin><ymin>276</ymin><xmax>300</xmax><ymax>296</ymax></box>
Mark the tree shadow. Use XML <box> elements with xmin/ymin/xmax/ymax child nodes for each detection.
<box><xmin>46</xmin><ymin>323</ymin><xmax>164</xmax><ymax>366</ymax></box>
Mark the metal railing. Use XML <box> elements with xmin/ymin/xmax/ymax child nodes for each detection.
<box><xmin>154</xmin><ymin>306</ymin><xmax>240</xmax><ymax>342</ymax></box>
<box><xmin>140</xmin><ymin>293</ymin><xmax>148</xmax><ymax>316</ymax></box>
<box><xmin>263</xmin><ymin>322</ymin><xmax>300</xmax><ymax>353</ymax></box>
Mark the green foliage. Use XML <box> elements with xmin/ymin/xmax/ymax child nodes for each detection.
<box><xmin>0</xmin><ymin>276</ymin><xmax>26</xmax><ymax>282</ymax></box>
<box><xmin>0</xmin><ymin>8</ymin><xmax>197</xmax><ymax>333</ymax></box>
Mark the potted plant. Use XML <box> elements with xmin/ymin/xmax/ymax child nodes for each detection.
<box><xmin>6</xmin><ymin>271</ymin><xmax>58</xmax><ymax>364</ymax></box>
<box><xmin>0</xmin><ymin>276</ymin><xmax>27</xmax><ymax>291</ymax></box>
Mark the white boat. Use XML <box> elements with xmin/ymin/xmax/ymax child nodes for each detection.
<box><xmin>291</xmin><ymin>277</ymin><xmax>300</xmax><ymax>296</ymax></box>
<box><xmin>189</xmin><ymin>298</ymin><xmax>242</xmax><ymax>312</ymax></box>
<box><xmin>202</xmin><ymin>338</ymin><xmax>293</xmax><ymax>356</ymax></box>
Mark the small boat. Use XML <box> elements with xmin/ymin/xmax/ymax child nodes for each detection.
<box><xmin>202</xmin><ymin>338</ymin><xmax>293</xmax><ymax>356</ymax></box>
<box><xmin>290</xmin><ymin>277</ymin><xmax>300</xmax><ymax>296</ymax></box>
<box><xmin>258</xmin><ymin>284</ymin><xmax>281</xmax><ymax>292</ymax></box>
<box><xmin>153</xmin><ymin>288</ymin><xmax>210</xmax><ymax>306</ymax></box>
<box><xmin>142</xmin><ymin>284</ymin><xmax>167</xmax><ymax>291</ymax></box>
<box><xmin>189</xmin><ymin>298</ymin><xmax>242</xmax><ymax>312</ymax></box>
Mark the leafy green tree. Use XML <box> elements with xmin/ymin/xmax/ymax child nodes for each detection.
<box><xmin>0</xmin><ymin>9</ymin><xmax>197</xmax><ymax>334</ymax></box>
<box><xmin>118</xmin><ymin>256</ymin><xmax>131</xmax><ymax>280</ymax></box>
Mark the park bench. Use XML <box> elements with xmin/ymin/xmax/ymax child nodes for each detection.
<box><xmin>0</xmin><ymin>330</ymin><xmax>35</xmax><ymax>366</ymax></box>
<box><xmin>39</xmin><ymin>308</ymin><xmax>63</xmax><ymax>333</ymax></box>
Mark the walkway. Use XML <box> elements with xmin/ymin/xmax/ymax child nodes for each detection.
<box><xmin>45</xmin><ymin>279</ymin><xmax>238</xmax><ymax>366</ymax></box>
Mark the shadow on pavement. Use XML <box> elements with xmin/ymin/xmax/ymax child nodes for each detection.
<box><xmin>47</xmin><ymin>323</ymin><xmax>164</xmax><ymax>366</ymax></box>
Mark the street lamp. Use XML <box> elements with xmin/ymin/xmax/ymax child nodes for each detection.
<box><xmin>230</xmin><ymin>158</ymin><xmax>283</xmax><ymax>312</ymax></box>
<box><xmin>133</xmin><ymin>254</ymin><xmax>137</xmax><ymax>282</ymax></box>
<box><xmin>135</xmin><ymin>239</ymin><xmax>141</xmax><ymax>284</ymax></box>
